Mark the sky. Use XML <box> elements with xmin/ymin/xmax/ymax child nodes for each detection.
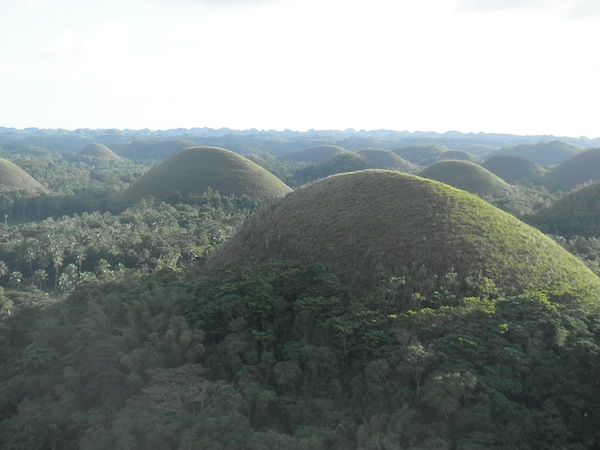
<box><xmin>1</xmin><ymin>0</ymin><xmax>600</xmax><ymax>137</ymax></box>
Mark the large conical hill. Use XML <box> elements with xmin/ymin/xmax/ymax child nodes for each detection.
<box><xmin>393</xmin><ymin>144</ymin><xmax>447</xmax><ymax>165</ymax></box>
<box><xmin>530</xmin><ymin>182</ymin><xmax>600</xmax><ymax>237</ymax></box>
<box><xmin>0</xmin><ymin>158</ymin><xmax>48</xmax><ymax>194</ymax></box>
<box><xmin>120</xmin><ymin>146</ymin><xmax>292</xmax><ymax>202</ymax></box>
<box><xmin>482</xmin><ymin>155</ymin><xmax>545</xmax><ymax>184</ymax></box>
<box><xmin>78</xmin><ymin>143</ymin><xmax>124</xmax><ymax>162</ymax></box>
<box><xmin>210</xmin><ymin>170</ymin><xmax>600</xmax><ymax>296</ymax></box>
<box><xmin>419</xmin><ymin>160</ymin><xmax>512</xmax><ymax>197</ymax></box>
<box><xmin>542</xmin><ymin>148</ymin><xmax>600</xmax><ymax>192</ymax></box>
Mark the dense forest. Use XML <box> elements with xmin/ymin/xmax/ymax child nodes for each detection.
<box><xmin>2</xmin><ymin>127</ymin><xmax>600</xmax><ymax>449</ymax></box>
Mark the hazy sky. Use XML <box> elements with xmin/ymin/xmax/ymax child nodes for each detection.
<box><xmin>1</xmin><ymin>0</ymin><xmax>599</xmax><ymax>137</ymax></box>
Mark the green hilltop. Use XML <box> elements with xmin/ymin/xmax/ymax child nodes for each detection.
<box><xmin>0</xmin><ymin>158</ymin><xmax>48</xmax><ymax>194</ymax></box>
<box><xmin>278</xmin><ymin>145</ymin><xmax>348</xmax><ymax>163</ymax></box>
<box><xmin>78</xmin><ymin>143</ymin><xmax>124</xmax><ymax>163</ymax></box>
<box><xmin>486</xmin><ymin>140</ymin><xmax>582</xmax><ymax>166</ymax></box>
<box><xmin>393</xmin><ymin>144</ymin><xmax>448</xmax><ymax>164</ymax></box>
<box><xmin>543</xmin><ymin>148</ymin><xmax>600</xmax><ymax>192</ymax></box>
<box><xmin>419</xmin><ymin>160</ymin><xmax>512</xmax><ymax>197</ymax></box>
<box><xmin>210</xmin><ymin>170</ymin><xmax>600</xmax><ymax>296</ymax></box>
<box><xmin>530</xmin><ymin>181</ymin><xmax>600</xmax><ymax>237</ymax></box>
<box><xmin>357</xmin><ymin>148</ymin><xmax>418</xmax><ymax>171</ymax></box>
<box><xmin>482</xmin><ymin>154</ymin><xmax>545</xmax><ymax>184</ymax></box>
<box><xmin>120</xmin><ymin>146</ymin><xmax>292</xmax><ymax>203</ymax></box>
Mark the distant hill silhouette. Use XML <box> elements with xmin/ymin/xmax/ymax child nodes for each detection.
<box><xmin>482</xmin><ymin>155</ymin><xmax>546</xmax><ymax>184</ymax></box>
<box><xmin>119</xmin><ymin>139</ymin><xmax>194</xmax><ymax>160</ymax></box>
<box><xmin>542</xmin><ymin>148</ymin><xmax>600</xmax><ymax>192</ymax></box>
<box><xmin>393</xmin><ymin>144</ymin><xmax>448</xmax><ymax>165</ymax></box>
<box><xmin>531</xmin><ymin>182</ymin><xmax>600</xmax><ymax>237</ymax></box>
<box><xmin>485</xmin><ymin>140</ymin><xmax>581</xmax><ymax>166</ymax></box>
<box><xmin>0</xmin><ymin>158</ymin><xmax>47</xmax><ymax>194</ymax></box>
<box><xmin>210</xmin><ymin>170</ymin><xmax>600</xmax><ymax>296</ymax></box>
<box><xmin>291</xmin><ymin>152</ymin><xmax>374</xmax><ymax>186</ymax></box>
<box><xmin>440</xmin><ymin>150</ymin><xmax>480</xmax><ymax>163</ymax></box>
<box><xmin>357</xmin><ymin>149</ymin><xmax>418</xmax><ymax>172</ymax></box>
<box><xmin>78</xmin><ymin>143</ymin><xmax>124</xmax><ymax>163</ymax></box>
<box><xmin>120</xmin><ymin>146</ymin><xmax>292</xmax><ymax>203</ymax></box>
<box><xmin>419</xmin><ymin>160</ymin><xmax>512</xmax><ymax>197</ymax></box>
<box><xmin>278</xmin><ymin>145</ymin><xmax>348</xmax><ymax>163</ymax></box>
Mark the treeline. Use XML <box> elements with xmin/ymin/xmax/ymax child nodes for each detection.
<box><xmin>1</xmin><ymin>261</ymin><xmax>600</xmax><ymax>448</ymax></box>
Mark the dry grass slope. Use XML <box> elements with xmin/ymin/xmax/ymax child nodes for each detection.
<box><xmin>79</xmin><ymin>143</ymin><xmax>124</xmax><ymax>162</ymax></box>
<box><xmin>419</xmin><ymin>160</ymin><xmax>512</xmax><ymax>197</ymax></box>
<box><xmin>210</xmin><ymin>170</ymin><xmax>600</xmax><ymax>296</ymax></box>
<box><xmin>121</xmin><ymin>147</ymin><xmax>292</xmax><ymax>202</ymax></box>
<box><xmin>0</xmin><ymin>159</ymin><xmax>48</xmax><ymax>194</ymax></box>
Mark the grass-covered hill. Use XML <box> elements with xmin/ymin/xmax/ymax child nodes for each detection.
<box><xmin>290</xmin><ymin>152</ymin><xmax>374</xmax><ymax>186</ymax></box>
<box><xmin>78</xmin><ymin>143</ymin><xmax>124</xmax><ymax>163</ymax></box>
<box><xmin>530</xmin><ymin>182</ymin><xmax>600</xmax><ymax>237</ymax></box>
<box><xmin>357</xmin><ymin>148</ymin><xmax>418</xmax><ymax>171</ymax></box>
<box><xmin>485</xmin><ymin>140</ymin><xmax>582</xmax><ymax>166</ymax></box>
<box><xmin>542</xmin><ymin>148</ymin><xmax>600</xmax><ymax>192</ymax></box>
<box><xmin>0</xmin><ymin>158</ymin><xmax>48</xmax><ymax>194</ymax></box>
<box><xmin>118</xmin><ymin>139</ymin><xmax>194</xmax><ymax>160</ymax></box>
<box><xmin>482</xmin><ymin>154</ymin><xmax>546</xmax><ymax>184</ymax></box>
<box><xmin>277</xmin><ymin>145</ymin><xmax>348</xmax><ymax>163</ymax></box>
<box><xmin>418</xmin><ymin>160</ymin><xmax>513</xmax><ymax>197</ymax></box>
<box><xmin>393</xmin><ymin>144</ymin><xmax>447</xmax><ymax>165</ymax></box>
<box><xmin>210</xmin><ymin>170</ymin><xmax>600</xmax><ymax>296</ymax></box>
<box><xmin>120</xmin><ymin>146</ymin><xmax>292</xmax><ymax>203</ymax></box>
<box><xmin>440</xmin><ymin>150</ymin><xmax>480</xmax><ymax>163</ymax></box>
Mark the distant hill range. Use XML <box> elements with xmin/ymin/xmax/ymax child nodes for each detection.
<box><xmin>120</xmin><ymin>146</ymin><xmax>292</xmax><ymax>203</ymax></box>
<box><xmin>278</xmin><ymin>145</ymin><xmax>349</xmax><ymax>163</ymax></box>
<box><xmin>357</xmin><ymin>149</ymin><xmax>418</xmax><ymax>171</ymax></box>
<box><xmin>118</xmin><ymin>139</ymin><xmax>194</xmax><ymax>160</ymax></box>
<box><xmin>542</xmin><ymin>148</ymin><xmax>600</xmax><ymax>192</ymax></box>
<box><xmin>210</xmin><ymin>170</ymin><xmax>600</xmax><ymax>296</ymax></box>
<box><xmin>419</xmin><ymin>160</ymin><xmax>512</xmax><ymax>197</ymax></box>
<box><xmin>0</xmin><ymin>158</ymin><xmax>48</xmax><ymax>194</ymax></box>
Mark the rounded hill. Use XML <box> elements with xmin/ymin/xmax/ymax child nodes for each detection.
<box><xmin>393</xmin><ymin>144</ymin><xmax>447</xmax><ymax>165</ymax></box>
<box><xmin>530</xmin><ymin>182</ymin><xmax>600</xmax><ymax>237</ymax></box>
<box><xmin>357</xmin><ymin>149</ymin><xmax>418</xmax><ymax>172</ymax></box>
<box><xmin>120</xmin><ymin>147</ymin><xmax>292</xmax><ymax>203</ymax></box>
<box><xmin>278</xmin><ymin>145</ymin><xmax>348</xmax><ymax>163</ymax></box>
<box><xmin>482</xmin><ymin>155</ymin><xmax>545</xmax><ymax>184</ymax></box>
<box><xmin>486</xmin><ymin>140</ymin><xmax>581</xmax><ymax>166</ymax></box>
<box><xmin>210</xmin><ymin>170</ymin><xmax>600</xmax><ymax>296</ymax></box>
<box><xmin>419</xmin><ymin>160</ymin><xmax>512</xmax><ymax>197</ymax></box>
<box><xmin>0</xmin><ymin>159</ymin><xmax>48</xmax><ymax>194</ymax></box>
<box><xmin>542</xmin><ymin>148</ymin><xmax>600</xmax><ymax>192</ymax></box>
<box><xmin>441</xmin><ymin>150</ymin><xmax>480</xmax><ymax>163</ymax></box>
<box><xmin>78</xmin><ymin>143</ymin><xmax>124</xmax><ymax>162</ymax></box>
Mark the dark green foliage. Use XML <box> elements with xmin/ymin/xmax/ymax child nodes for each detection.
<box><xmin>530</xmin><ymin>182</ymin><xmax>600</xmax><ymax>237</ymax></box>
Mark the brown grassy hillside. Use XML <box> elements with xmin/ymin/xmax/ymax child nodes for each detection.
<box><xmin>210</xmin><ymin>170</ymin><xmax>600</xmax><ymax>296</ymax></box>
